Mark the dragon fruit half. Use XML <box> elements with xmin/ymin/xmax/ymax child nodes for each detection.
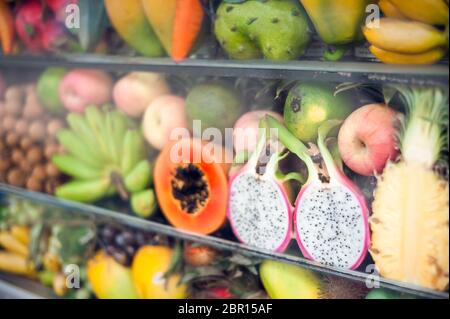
<box><xmin>228</xmin><ymin>129</ymin><xmax>293</xmax><ymax>252</ymax></box>
<box><xmin>266</xmin><ymin>116</ymin><xmax>370</xmax><ymax>269</ymax></box>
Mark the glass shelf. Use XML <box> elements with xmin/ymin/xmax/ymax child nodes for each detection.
<box><xmin>0</xmin><ymin>54</ymin><xmax>448</xmax><ymax>86</ymax></box>
<box><xmin>0</xmin><ymin>183</ymin><xmax>448</xmax><ymax>300</ymax></box>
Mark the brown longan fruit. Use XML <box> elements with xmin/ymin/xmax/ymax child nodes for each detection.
<box><xmin>46</xmin><ymin>119</ymin><xmax>65</xmax><ymax>137</ymax></box>
<box><xmin>27</xmin><ymin>146</ymin><xmax>43</xmax><ymax>165</ymax></box>
<box><xmin>26</xmin><ymin>177</ymin><xmax>42</xmax><ymax>192</ymax></box>
<box><xmin>4</xmin><ymin>99</ymin><xmax>23</xmax><ymax>116</ymax></box>
<box><xmin>15</xmin><ymin>119</ymin><xmax>29</xmax><ymax>136</ymax></box>
<box><xmin>0</xmin><ymin>101</ymin><xmax>6</xmax><ymax>117</ymax></box>
<box><xmin>5</xmin><ymin>132</ymin><xmax>20</xmax><ymax>147</ymax></box>
<box><xmin>23</xmin><ymin>95</ymin><xmax>44</xmax><ymax>118</ymax></box>
<box><xmin>45</xmin><ymin>162</ymin><xmax>60</xmax><ymax>178</ymax></box>
<box><xmin>5</xmin><ymin>86</ymin><xmax>25</xmax><ymax>103</ymax></box>
<box><xmin>2</xmin><ymin>115</ymin><xmax>16</xmax><ymax>131</ymax></box>
<box><xmin>31</xmin><ymin>164</ymin><xmax>46</xmax><ymax>181</ymax></box>
<box><xmin>7</xmin><ymin>169</ymin><xmax>26</xmax><ymax>187</ymax></box>
<box><xmin>0</xmin><ymin>158</ymin><xmax>11</xmax><ymax>171</ymax></box>
<box><xmin>20</xmin><ymin>136</ymin><xmax>33</xmax><ymax>150</ymax></box>
<box><xmin>44</xmin><ymin>143</ymin><xmax>60</xmax><ymax>159</ymax></box>
<box><xmin>18</xmin><ymin>160</ymin><xmax>32</xmax><ymax>174</ymax></box>
<box><xmin>28</xmin><ymin>121</ymin><xmax>46</xmax><ymax>142</ymax></box>
<box><xmin>11</xmin><ymin>149</ymin><xmax>25</xmax><ymax>164</ymax></box>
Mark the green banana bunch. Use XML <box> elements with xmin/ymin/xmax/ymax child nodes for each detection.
<box><xmin>52</xmin><ymin>106</ymin><xmax>154</xmax><ymax>212</ymax></box>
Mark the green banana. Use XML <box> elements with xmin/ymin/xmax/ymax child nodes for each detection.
<box><xmin>56</xmin><ymin>129</ymin><xmax>102</xmax><ymax>168</ymax></box>
<box><xmin>52</xmin><ymin>154</ymin><xmax>103</xmax><ymax>180</ymax></box>
<box><xmin>121</xmin><ymin>130</ymin><xmax>145</xmax><ymax>175</ymax></box>
<box><xmin>105</xmin><ymin>111</ymin><xmax>120</xmax><ymax>165</ymax></box>
<box><xmin>66</xmin><ymin>113</ymin><xmax>109</xmax><ymax>164</ymax></box>
<box><xmin>131</xmin><ymin>189</ymin><xmax>157</xmax><ymax>218</ymax></box>
<box><xmin>300</xmin><ymin>0</ymin><xmax>370</xmax><ymax>46</ymax></box>
<box><xmin>111</xmin><ymin>110</ymin><xmax>130</xmax><ymax>159</ymax></box>
<box><xmin>124</xmin><ymin>160</ymin><xmax>152</xmax><ymax>193</ymax></box>
<box><xmin>84</xmin><ymin>106</ymin><xmax>112</xmax><ymax>163</ymax></box>
<box><xmin>55</xmin><ymin>178</ymin><xmax>111</xmax><ymax>203</ymax></box>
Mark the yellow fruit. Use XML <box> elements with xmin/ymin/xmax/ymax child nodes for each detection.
<box><xmin>0</xmin><ymin>231</ymin><xmax>28</xmax><ymax>257</ymax></box>
<box><xmin>10</xmin><ymin>225</ymin><xmax>30</xmax><ymax>246</ymax></box>
<box><xmin>259</xmin><ymin>260</ymin><xmax>322</xmax><ymax>299</ymax></box>
<box><xmin>132</xmin><ymin>246</ymin><xmax>187</xmax><ymax>299</ymax></box>
<box><xmin>363</xmin><ymin>18</ymin><xmax>447</xmax><ymax>54</ymax></box>
<box><xmin>87</xmin><ymin>251</ymin><xmax>139</xmax><ymax>299</ymax></box>
<box><xmin>369</xmin><ymin>45</ymin><xmax>446</xmax><ymax>64</ymax></box>
<box><xmin>371</xmin><ymin>162</ymin><xmax>449</xmax><ymax>291</ymax></box>
<box><xmin>378</xmin><ymin>0</ymin><xmax>407</xmax><ymax>19</ymax></box>
<box><xmin>389</xmin><ymin>0</ymin><xmax>449</xmax><ymax>25</ymax></box>
<box><xmin>0</xmin><ymin>252</ymin><xmax>35</xmax><ymax>276</ymax></box>
<box><xmin>300</xmin><ymin>0</ymin><xmax>372</xmax><ymax>45</ymax></box>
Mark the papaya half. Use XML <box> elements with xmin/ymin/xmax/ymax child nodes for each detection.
<box><xmin>154</xmin><ymin>138</ymin><xmax>229</xmax><ymax>235</ymax></box>
<box><xmin>141</xmin><ymin>0</ymin><xmax>206</xmax><ymax>61</ymax></box>
<box><xmin>104</xmin><ymin>0</ymin><xmax>165</xmax><ymax>57</ymax></box>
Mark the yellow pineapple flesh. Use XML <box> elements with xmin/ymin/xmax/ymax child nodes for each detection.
<box><xmin>371</xmin><ymin>162</ymin><xmax>449</xmax><ymax>291</ymax></box>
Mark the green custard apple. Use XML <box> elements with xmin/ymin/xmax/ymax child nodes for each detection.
<box><xmin>214</xmin><ymin>0</ymin><xmax>311</xmax><ymax>60</ymax></box>
<box><xmin>284</xmin><ymin>82</ymin><xmax>356</xmax><ymax>142</ymax></box>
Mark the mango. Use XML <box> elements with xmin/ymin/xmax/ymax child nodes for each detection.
<box><xmin>87</xmin><ymin>251</ymin><xmax>138</xmax><ymax>299</ymax></box>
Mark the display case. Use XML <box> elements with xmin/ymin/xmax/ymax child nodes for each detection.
<box><xmin>0</xmin><ymin>0</ymin><xmax>449</xmax><ymax>300</ymax></box>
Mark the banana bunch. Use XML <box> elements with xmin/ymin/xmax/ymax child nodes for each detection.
<box><xmin>0</xmin><ymin>226</ymin><xmax>35</xmax><ymax>277</ymax></box>
<box><xmin>363</xmin><ymin>0</ymin><xmax>449</xmax><ymax>64</ymax></box>
<box><xmin>53</xmin><ymin>106</ymin><xmax>153</xmax><ymax>211</ymax></box>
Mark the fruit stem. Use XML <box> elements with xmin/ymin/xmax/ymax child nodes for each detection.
<box><xmin>264</xmin><ymin>115</ymin><xmax>317</xmax><ymax>181</ymax></box>
<box><xmin>110</xmin><ymin>172</ymin><xmax>129</xmax><ymax>201</ymax></box>
<box><xmin>317</xmin><ymin>120</ymin><xmax>343</xmax><ymax>183</ymax></box>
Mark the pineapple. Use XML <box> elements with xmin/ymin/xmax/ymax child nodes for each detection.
<box><xmin>370</xmin><ymin>86</ymin><xmax>449</xmax><ymax>291</ymax></box>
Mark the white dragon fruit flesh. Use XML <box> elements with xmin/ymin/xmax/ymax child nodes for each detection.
<box><xmin>266</xmin><ymin>116</ymin><xmax>370</xmax><ymax>269</ymax></box>
<box><xmin>228</xmin><ymin>131</ymin><xmax>292</xmax><ymax>252</ymax></box>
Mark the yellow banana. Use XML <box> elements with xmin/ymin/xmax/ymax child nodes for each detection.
<box><xmin>0</xmin><ymin>231</ymin><xmax>28</xmax><ymax>257</ymax></box>
<box><xmin>389</xmin><ymin>0</ymin><xmax>449</xmax><ymax>25</ymax></box>
<box><xmin>369</xmin><ymin>45</ymin><xmax>446</xmax><ymax>64</ymax></box>
<box><xmin>0</xmin><ymin>252</ymin><xmax>35</xmax><ymax>276</ymax></box>
<box><xmin>363</xmin><ymin>18</ymin><xmax>447</xmax><ymax>54</ymax></box>
<box><xmin>300</xmin><ymin>0</ymin><xmax>372</xmax><ymax>45</ymax></box>
<box><xmin>378</xmin><ymin>0</ymin><xmax>407</xmax><ymax>19</ymax></box>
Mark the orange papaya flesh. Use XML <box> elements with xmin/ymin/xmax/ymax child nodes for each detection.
<box><xmin>105</xmin><ymin>0</ymin><xmax>165</xmax><ymax>57</ymax></box>
<box><xmin>154</xmin><ymin>138</ymin><xmax>228</xmax><ymax>235</ymax></box>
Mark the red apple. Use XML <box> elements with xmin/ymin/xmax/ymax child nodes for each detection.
<box><xmin>142</xmin><ymin>95</ymin><xmax>189</xmax><ymax>150</ymax></box>
<box><xmin>233</xmin><ymin>110</ymin><xmax>283</xmax><ymax>153</ymax></box>
<box><xmin>59</xmin><ymin>69</ymin><xmax>113</xmax><ymax>113</ymax></box>
<box><xmin>113</xmin><ymin>72</ymin><xmax>170</xmax><ymax>118</ymax></box>
<box><xmin>338</xmin><ymin>103</ymin><xmax>399</xmax><ymax>176</ymax></box>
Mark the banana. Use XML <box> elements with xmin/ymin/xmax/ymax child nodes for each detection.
<box><xmin>369</xmin><ymin>45</ymin><xmax>447</xmax><ymax>64</ymax></box>
<box><xmin>66</xmin><ymin>113</ymin><xmax>108</xmax><ymax>164</ymax></box>
<box><xmin>131</xmin><ymin>189</ymin><xmax>157</xmax><ymax>218</ymax></box>
<box><xmin>52</xmin><ymin>154</ymin><xmax>104</xmax><ymax>180</ymax></box>
<box><xmin>111</xmin><ymin>110</ymin><xmax>130</xmax><ymax>157</ymax></box>
<box><xmin>105</xmin><ymin>111</ymin><xmax>120</xmax><ymax>165</ymax></box>
<box><xmin>56</xmin><ymin>129</ymin><xmax>102</xmax><ymax>168</ymax></box>
<box><xmin>389</xmin><ymin>0</ymin><xmax>449</xmax><ymax>25</ymax></box>
<box><xmin>0</xmin><ymin>231</ymin><xmax>29</xmax><ymax>257</ymax></box>
<box><xmin>378</xmin><ymin>0</ymin><xmax>407</xmax><ymax>19</ymax></box>
<box><xmin>55</xmin><ymin>178</ymin><xmax>112</xmax><ymax>203</ymax></box>
<box><xmin>124</xmin><ymin>160</ymin><xmax>152</xmax><ymax>193</ymax></box>
<box><xmin>363</xmin><ymin>18</ymin><xmax>447</xmax><ymax>54</ymax></box>
<box><xmin>84</xmin><ymin>106</ymin><xmax>113</xmax><ymax>163</ymax></box>
<box><xmin>121</xmin><ymin>130</ymin><xmax>145</xmax><ymax>175</ymax></box>
<box><xmin>0</xmin><ymin>252</ymin><xmax>35</xmax><ymax>276</ymax></box>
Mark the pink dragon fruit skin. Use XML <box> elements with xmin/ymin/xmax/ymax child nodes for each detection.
<box><xmin>227</xmin><ymin>130</ymin><xmax>293</xmax><ymax>253</ymax></box>
<box><xmin>266</xmin><ymin>116</ymin><xmax>371</xmax><ymax>269</ymax></box>
<box><xmin>293</xmin><ymin>171</ymin><xmax>370</xmax><ymax>269</ymax></box>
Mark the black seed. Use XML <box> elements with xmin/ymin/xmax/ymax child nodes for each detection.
<box><xmin>247</xmin><ymin>17</ymin><xmax>258</xmax><ymax>25</ymax></box>
<box><xmin>226</xmin><ymin>6</ymin><xmax>234</xmax><ymax>12</ymax></box>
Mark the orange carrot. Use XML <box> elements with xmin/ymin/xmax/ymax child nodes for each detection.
<box><xmin>0</xmin><ymin>0</ymin><xmax>14</xmax><ymax>54</ymax></box>
<box><xmin>171</xmin><ymin>0</ymin><xmax>205</xmax><ymax>62</ymax></box>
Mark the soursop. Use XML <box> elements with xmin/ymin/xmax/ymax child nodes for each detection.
<box><xmin>214</xmin><ymin>0</ymin><xmax>311</xmax><ymax>60</ymax></box>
